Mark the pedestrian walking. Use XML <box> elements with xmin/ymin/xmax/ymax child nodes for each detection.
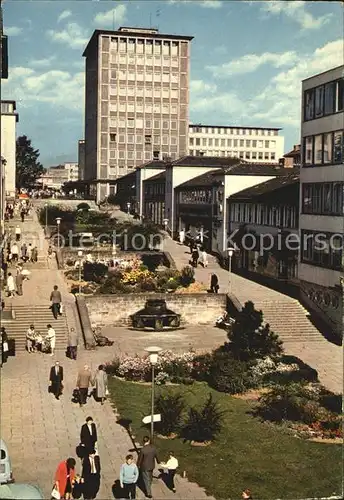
<box><xmin>191</xmin><ymin>248</ymin><xmax>199</xmax><ymax>267</ymax></box>
<box><xmin>21</xmin><ymin>243</ymin><xmax>28</xmax><ymax>262</ymax></box>
<box><xmin>160</xmin><ymin>451</ymin><xmax>178</xmax><ymax>493</ymax></box>
<box><xmin>15</xmin><ymin>272</ymin><xmax>24</xmax><ymax>296</ymax></box>
<box><xmin>10</xmin><ymin>243</ymin><xmax>19</xmax><ymax>262</ymax></box>
<box><xmin>178</xmin><ymin>229</ymin><xmax>185</xmax><ymax>245</ymax></box>
<box><xmin>120</xmin><ymin>454</ymin><xmax>139</xmax><ymax>499</ymax></box>
<box><xmin>50</xmin><ymin>285</ymin><xmax>62</xmax><ymax>319</ymax></box>
<box><xmin>46</xmin><ymin>324</ymin><xmax>56</xmax><ymax>356</ymax></box>
<box><xmin>82</xmin><ymin>450</ymin><xmax>101</xmax><ymax>500</ymax></box>
<box><xmin>137</xmin><ymin>436</ymin><xmax>160</xmax><ymax>498</ymax></box>
<box><xmin>189</xmin><ymin>239</ymin><xmax>194</xmax><ymax>254</ymax></box>
<box><xmin>80</xmin><ymin>417</ymin><xmax>98</xmax><ymax>455</ymax></box>
<box><xmin>67</xmin><ymin>327</ymin><xmax>78</xmax><ymax>360</ymax></box>
<box><xmin>54</xmin><ymin>458</ymin><xmax>76</xmax><ymax>500</ymax></box>
<box><xmin>27</xmin><ymin>243</ymin><xmax>33</xmax><ymax>262</ymax></box>
<box><xmin>210</xmin><ymin>273</ymin><xmax>219</xmax><ymax>293</ymax></box>
<box><xmin>201</xmin><ymin>249</ymin><xmax>208</xmax><ymax>268</ymax></box>
<box><xmin>20</xmin><ymin>208</ymin><xmax>25</xmax><ymax>223</ymax></box>
<box><xmin>31</xmin><ymin>246</ymin><xmax>38</xmax><ymax>262</ymax></box>
<box><xmin>26</xmin><ymin>324</ymin><xmax>36</xmax><ymax>353</ymax></box>
<box><xmin>49</xmin><ymin>360</ymin><xmax>64</xmax><ymax>400</ymax></box>
<box><xmin>15</xmin><ymin>225</ymin><xmax>21</xmax><ymax>241</ymax></box>
<box><xmin>1</xmin><ymin>327</ymin><xmax>9</xmax><ymax>365</ymax></box>
<box><xmin>6</xmin><ymin>273</ymin><xmax>15</xmax><ymax>297</ymax></box>
<box><xmin>93</xmin><ymin>365</ymin><xmax>108</xmax><ymax>405</ymax></box>
<box><xmin>76</xmin><ymin>364</ymin><xmax>93</xmax><ymax>407</ymax></box>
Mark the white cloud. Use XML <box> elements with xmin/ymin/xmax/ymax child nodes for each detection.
<box><xmin>207</xmin><ymin>51</ymin><xmax>298</xmax><ymax>78</ymax></box>
<box><xmin>169</xmin><ymin>0</ymin><xmax>222</xmax><ymax>8</ymax></box>
<box><xmin>94</xmin><ymin>5</ymin><xmax>127</xmax><ymax>27</ymax></box>
<box><xmin>29</xmin><ymin>56</ymin><xmax>56</xmax><ymax>68</ymax></box>
<box><xmin>249</xmin><ymin>39</ymin><xmax>344</xmax><ymax>125</ymax></box>
<box><xmin>5</xmin><ymin>26</ymin><xmax>23</xmax><ymax>36</ymax></box>
<box><xmin>190</xmin><ymin>79</ymin><xmax>218</xmax><ymax>94</ymax></box>
<box><xmin>2</xmin><ymin>67</ymin><xmax>85</xmax><ymax>111</ymax></box>
<box><xmin>261</xmin><ymin>1</ymin><xmax>332</xmax><ymax>30</ymax></box>
<box><xmin>46</xmin><ymin>23</ymin><xmax>89</xmax><ymax>50</ymax></box>
<box><xmin>57</xmin><ymin>10</ymin><xmax>72</xmax><ymax>23</ymax></box>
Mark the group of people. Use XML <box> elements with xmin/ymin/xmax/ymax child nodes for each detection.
<box><xmin>4</xmin><ymin>199</ymin><xmax>31</xmax><ymax>222</ymax></box>
<box><xmin>49</xmin><ymin>362</ymin><xmax>108</xmax><ymax>406</ymax></box>
<box><xmin>26</xmin><ymin>323</ymin><xmax>56</xmax><ymax>355</ymax></box>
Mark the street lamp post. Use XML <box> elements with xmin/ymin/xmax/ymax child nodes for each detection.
<box><xmin>127</xmin><ymin>202</ymin><xmax>131</xmax><ymax>215</ymax></box>
<box><xmin>45</xmin><ymin>203</ymin><xmax>48</xmax><ymax>236</ymax></box>
<box><xmin>145</xmin><ymin>346</ymin><xmax>162</xmax><ymax>441</ymax></box>
<box><xmin>200</xmin><ymin>225</ymin><xmax>204</xmax><ymax>244</ymax></box>
<box><xmin>163</xmin><ymin>218</ymin><xmax>169</xmax><ymax>233</ymax></box>
<box><xmin>227</xmin><ymin>247</ymin><xmax>235</xmax><ymax>294</ymax></box>
<box><xmin>56</xmin><ymin>217</ymin><xmax>61</xmax><ymax>252</ymax></box>
<box><xmin>78</xmin><ymin>250</ymin><xmax>83</xmax><ymax>294</ymax></box>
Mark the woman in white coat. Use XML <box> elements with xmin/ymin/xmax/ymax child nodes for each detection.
<box><xmin>7</xmin><ymin>272</ymin><xmax>15</xmax><ymax>297</ymax></box>
<box><xmin>93</xmin><ymin>365</ymin><xmax>108</xmax><ymax>405</ymax></box>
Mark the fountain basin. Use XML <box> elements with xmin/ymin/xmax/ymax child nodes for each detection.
<box><xmin>130</xmin><ymin>299</ymin><xmax>181</xmax><ymax>331</ymax></box>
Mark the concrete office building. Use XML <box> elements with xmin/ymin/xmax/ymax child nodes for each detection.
<box><xmin>1</xmin><ymin>100</ymin><xmax>19</xmax><ymax>198</ymax></box>
<box><xmin>299</xmin><ymin>65</ymin><xmax>344</xmax><ymax>337</ymax></box>
<box><xmin>83</xmin><ymin>27</ymin><xmax>193</xmax><ymax>202</ymax></box>
<box><xmin>188</xmin><ymin>124</ymin><xmax>284</xmax><ymax>164</ymax></box>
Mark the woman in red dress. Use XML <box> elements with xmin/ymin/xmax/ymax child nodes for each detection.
<box><xmin>55</xmin><ymin>458</ymin><xmax>76</xmax><ymax>499</ymax></box>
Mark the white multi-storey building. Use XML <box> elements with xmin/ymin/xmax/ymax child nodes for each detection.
<box><xmin>188</xmin><ymin>124</ymin><xmax>284</xmax><ymax>164</ymax></box>
<box><xmin>83</xmin><ymin>27</ymin><xmax>193</xmax><ymax>202</ymax></box>
<box><xmin>1</xmin><ymin>100</ymin><xmax>18</xmax><ymax>198</ymax></box>
<box><xmin>299</xmin><ymin>65</ymin><xmax>344</xmax><ymax>338</ymax></box>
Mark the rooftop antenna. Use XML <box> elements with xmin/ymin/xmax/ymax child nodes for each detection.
<box><xmin>156</xmin><ymin>9</ymin><xmax>161</xmax><ymax>30</ymax></box>
<box><xmin>149</xmin><ymin>12</ymin><xmax>152</xmax><ymax>28</ymax></box>
<box><xmin>112</xmin><ymin>9</ymin><xmax>115</xmax><ymax>30</ymax></box>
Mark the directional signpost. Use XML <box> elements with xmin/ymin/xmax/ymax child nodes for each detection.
<box><xmin>142</xmin><ymin>414</ymin><xmax>161</xmax><ymax>425</ymax></box>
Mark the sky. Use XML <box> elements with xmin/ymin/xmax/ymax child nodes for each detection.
<box><xmin>2</xmin><ymin>0</ymin><xmax>343</xmax><ymax>167</ymax></box>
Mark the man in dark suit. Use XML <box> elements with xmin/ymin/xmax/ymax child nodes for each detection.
<box><xmin>49</xmin><ymin>361</ymin><xmax>63</xmax><ymax>400</ymax></box>
<box><xmin>137</xmin><ymin>436</ymin><xmax>160</xmax><ymax>498</ymax></box>
<box><xmin>80</xmin><ymin>417</ymin><xmax>98</xmax><ymax>455</ymax></box>
<box><xmin>82</xmin><ymin>450</ymin><xmax>101</xmax><ymax>500</ymax></box>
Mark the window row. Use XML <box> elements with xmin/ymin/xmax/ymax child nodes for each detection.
<box><xmin>109</xmin><ymin>133</ymin><xmax>177</xmax><ymax>146</ymax></box>
<box><xmin>303</xmin><ymin>130</ymin><xmax>343</xmax><ymax>166</ymax></box>
<box><xmin>110</xmin><ymin>38</ymin><xmax>180</xmax><ymax>56</ymax></box>
<box><xmin>109</xmin><ymin>106</ymin><xmax>179</xmax><ymax>120</ymax></box>
<box><xmin>190</xmin><ymin>137</ymin><xmax>276</xmax><ymax>148</ymax></box>
<box><xmin>189</xmin><ymin>127</ymin><xmax>278</xmax><ymax>136</ymax></box>
<box><xmin>109</xmin><ymin>118</ymin><xmax>178</xmax><ymax>129</ymax></box>
<box><xmin>179</xmin><ymin>189</ymin><xmax>212</xmax><ymax>205</ymax></box>
<box><xmin>189</xmin><ymin>150</ymin><xmax>276</xmax><ymax>161</ymax></box>
<box><xmin>110</xmin><ymin>87</ymin><xmax>179</xmax><ymax>98</ymax></box>
<box><xmin>108</xmin><ymin>150</ymin><xmax>172</xmax><ymax>161</ymax></box>
<box><xmin>302</xmin><ymin>182</ymin><xmax>343</xmax><ymax>215</ymax></box>
<box><xmin>110</xmin><ymin>54</ymin><xmax>179</xmax><ymax>67</ymax></box>
<box><xmin>114</xmin><ymin>71</ymin><xmax>179</xmax><ymax>83</ymax></box>
<box><xmin>144</xmin><ymin>184</ymin><xmax>165</xmax><ymax>196</ymax></box>
<box><xmin>301</xmin><ymin>230</ymin><xmax>342</xmax><ymax>271</ymax></box>
<box><xmin>304</xmin><ymin>79</ymin><xmax>344</xmax><ymax>121</ymax></box>
<box><xmin>230</xmin><ymin>203</ymin><xmax>297</xmax><ymax>228</ymax></box>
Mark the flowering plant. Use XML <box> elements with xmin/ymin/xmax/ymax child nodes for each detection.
<box><xmin>121</xmin><ymin>268</ymin><xmax>153</xmax><ymax>285</ymax></box>
<box><xmin>155</xmin><ymin>371</ymin><xmax>170</xmax><ymax>385</ymax></box>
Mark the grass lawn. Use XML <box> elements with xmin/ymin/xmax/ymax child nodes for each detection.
<box><xmin>108</xmin><ymin>377</ymin><xmax>342</xmax><ymax>499</ymax></box>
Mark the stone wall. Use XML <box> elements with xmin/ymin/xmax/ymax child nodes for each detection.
<box><xmin>85</xmin><ymin>293</ymin><xmax>227</xmax><ymax>326</ymax></box>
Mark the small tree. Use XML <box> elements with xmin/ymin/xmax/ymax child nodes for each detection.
<box><xmin>154</xmin><ymin>393</ymin><xmax>185</xmax><ymax>436</ymax></box>
<box><xmin>182</xmin><ymin>394</ymin><xmax>224</xmax><ymax>443</ymax></box>
<box><xmin>77</xmin><ymin>202</ymin><xmax>90</xmax><ymax>211</ymax></box>
<box><xmin>228</xmin><ymin>301</ymin><xmax>283</xmax><ymax>362</ymax></box>
<box><xmin>180</xmin><ymin>266</ymin><xmax>195</xmax><ymax>287</ymax></box>
<box><xmin>16</xmin><ymin>135</ymin><xmax>45</xmax><ymax>188</ymax></box>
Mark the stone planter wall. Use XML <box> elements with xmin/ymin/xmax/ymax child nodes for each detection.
<box><xmin>84</xmin><ymin>293</ymin><xmax>227</xmax><ymax>327</ymax></box>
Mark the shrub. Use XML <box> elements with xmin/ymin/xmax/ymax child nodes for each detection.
<box><xmin>179</xmin><ymin>266</ymin><xmax>195</xmax><ymax>287</ymax></box>
<box><xmin>257</xmin><ymin>383</ymin><xmax>324</xmax><ymax>423</ymax></box>
<box><xmin>155</xmin><ymin>371</ymin><xmax>170</xmax><ymax>385</ymax></box>
<box><xmin>192</xmin><ymin>353</ymin><xmax>214</xmax><ymax>382</ymax></box>
<box><xmin>155</xmin><ymin>393</ymin><xmax>185</xmax><ymax>436</ymax></box>
<box><xmin>77</xmin><ymin>202</ymin><xmax>90</xmax><ymax>211</ymax></box>
<box><xmin>208</xmin><ymin>352</ymin><xmax>255</xmax><ymax>394</ymax></box>
<box><xmin>104</xmin><ymin>358</ymin><xmax>121</xmax><ymax>375</ymax></box>
<box><xmin>229</xmin><ymin>301</ymin><xmax>283</xmax><ymax>362</ymax></box>
<box><xmin>98</xmin><ymin>276</ymin><xmax>131</xmax><ymax>294</ymax></box>
<box><xmin>83</xmin><ymin>262</ymin><xmax>108</xmax><ymax>283</ymax></box>
<box><xmin>182</xmin><ymin>394</ymin><xmax>224</xmax><ymax>442</ymax></box>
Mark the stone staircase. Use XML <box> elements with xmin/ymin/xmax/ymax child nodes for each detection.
<box><xmin>2</xmin><ymin>305</ymin><xmax>68</xmax><ymax>351</ymax></box>
<box><xmin>254</xmin><ymin>298</ymin><xmax>325</xmax><ymax>343</ymax></box>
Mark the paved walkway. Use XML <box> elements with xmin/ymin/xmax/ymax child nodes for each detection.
<box><xmin>1</xmin><ymin>209</ymin><xmax>214</xmax><ymax>499</ymax></box>
<box><xmin>163</xmin><ymin>236</ymin><xmax>343</xmax><ymax>395</ymax></box>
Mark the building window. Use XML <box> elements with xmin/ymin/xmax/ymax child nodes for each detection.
<box><xmin>324</xmin><ymin>81</ymin><xmax>336</xmax><ymax>115</ymax></box>
<box><xmin>245</xmin><ymin>152</ymin><xmax>250</xmax><ymax>159</ymax></box>
<box><xmin>265</xmin><ymin>141</ymin><xmax>269</xmax><ymax>148</ymax></box>
<box><xmin>145</xmin><ymin>120</ymin><xmax>152</xmax><ymax>129</ymax></box>
<box><xmin>304</xmin><ymin>89</ymin><xmax>314</xmax><ymax>120</ymax></box>
<box><xmin>154</xmin><ymin>120</ymin><xmax>160</xmax><ymax>129</ymax></box>
<box><xmin>333</xmin><ymin>131</ymin><xmax>343</xmax><ymax>163</ymax></box>
<box><xmin>153</xmin><ymin>150</ymin><xmax>160</xmax><ymax>159</ymax></box>
<box><xmin>314</xmin><ymin>134</ymin><xmax>323</xmax><ymax>164</ymax></box>
<box><xmin>264</xmin><ymin>152</ymin><xmax>269</xmax><ymax>160</ymax></box>
<box><xmin>252</xmin><ymin>152</ymin><xmax>257</xmax><ymax>160</ymax></box>
<box><xmin>301</xmin><ymin>230</ymin><xmax>342</xmax><ymax>271</ymax></box>
<box><xmin>302</xmin><ymin>182</ymin><xmax>343</xmax><ymax>215</ymax></box>
<box><xmin>252</xmin><ymin>140</ymin><xmax>257</xmax><ymax>148</ymax></box>
<box><xmin>209</xmin><ymin>139</ymin><xmax>213</xmax><ymax>146</ymax></box>
<box><xmin>119</xmin><ymin>135</ymin><xmax>125</xmax><ymax>143</ymax></box>
<box><xmin>128</xmin><ymin>118</ymin><xmax>134</xmax><ymax>128</ymax></box>
<box><xmin>258</xmin><ymin>152</ymin><xmax>263</xmax><ymax>160</ymax></box>
<box><xmin>190</xmin><ymin>137</ymin><xmax>194</xmax><ymax>146</ymax></box>
<box><xmin>271</xmin><ymin>152</ymin><xmax>276</xmax><ymax>161</ymax></box>
<box><xmin>196</xmin><ymin>138</ymin><xmax>200</xmax><ymax>146</ymax></box>
<box><xmin>338</xmin><ymin>79</ymin><xmax>344</xmax><ymax>111</ymax></box>
<box><xmin>145</xmin><ymin>135</ymin><xmax>152</xmax><ymax>145</ymax></box>
<box><xmin>239</xmin><ymin>140</ymin><xmax>244</xmax><ymax>147</ymax></box>
<box><xmin>127</xmin><ymin>135</ymin><xmax>134</xmax><ymax>144</ymax></box>
<box><xmin>109</xmin><ymin>133</ymin><xmax>116</xmax><ymax>143</ymax></box>
<box><xmin>304</xmin><ymin>136</ymin><xmax>313</xmax><ymax>165</ymax></box>
<box><xmin>323</xmin><ymin>133</ymin><xmax>333</xmax><ymax>163</ymax></box>
<box><xmin>246</xmin><ymin>140</ymin><xmax>251</xmax><ymax>147</ymax></box>
<box><xmin>315</xmin><ymin>85</ymin><xmax>324</xmax><ymax>118</ymax></box>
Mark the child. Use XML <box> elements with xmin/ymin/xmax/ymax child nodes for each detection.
<box><xmin>161</xmin><ymin>451</ymin><xmax>178</xmax><ymax>493</ymax></box>
<box><xmin>120</xmin><ymin>454</ymin><xmax>139</xmax><ymax>499</ymax></box>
